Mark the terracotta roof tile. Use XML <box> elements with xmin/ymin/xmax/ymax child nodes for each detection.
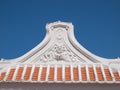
<box><xmin>113</xmin><ymin>72</ymin><xmax>120</xmax><ymax>81</ymax></box>
<box><xmin>57</xmin><ymin>67</ymin><xmax>62</xmax><ymax>81</ymax></box>
<box><xmin>81</xmin><ymin>67</ymin><xmax>87</xmax><ymax>81</ymax></box>
<box><xmin>0</xmin><ymin>72</ymin><xmax>6</xmax><ymax>81</ymax></box>
<box><xmin>7</xmin><ymin>68</ymin><xmax>15</xmax><ymax>81</ymax></box>
<box><xmin>48</xmin><ymin>67</ymin><xmax>54</xmax><ymax>81</ymax></box>
<box><xmin>40</xmin><ymin>67</ymin><xmax>47</xmax><ymax>81</ymax></box>
<box><xmin>32</xmin><ymin>67</ymin><xmax>39</xmax><ymax>81</ymax></box>
<box><xmin>16</xmin><ymin>67</ymin><xmax>24</xmax><ymax>81</ymax></box>
<box><xmin>104</xmin><ymin>68</ymin><xmax>112</xmax><ymax>81</ymax></box>
<box><xmin>24</xmin><ymin>67</ymin><xmax>32</xmax><ymax>80</ymax></box>
<box><xmin>96</xmin><ymin>67</ymin><xmax>104</xmax><ymax>81</ymax></box>
<box><xmin>65</xmin><ymin>67</ymin><xmax>71</xmax><ymax>81</ymax></box>
<box><xmin>73</xmin><ymin>67</ymin><xmax>79</xmax><ymax>81</ymax></box>
<box><xmin>88</xmin><ymin>67</ymin><xmax>95</xmax><ymax>81</ymax></box>
<box><xmin>0</xmin><ymin>64</ymin><xmax>120</xmax><ymax>83</ymax></box>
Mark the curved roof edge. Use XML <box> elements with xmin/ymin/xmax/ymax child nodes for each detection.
<box><xmin>0</xmin><ymin>21</ymin><xmax>120</xmax><ymax>70</ymax></box>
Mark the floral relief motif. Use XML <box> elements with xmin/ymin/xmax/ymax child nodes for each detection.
<box><xmin>39</xmin><ymin>44</ymin><xmax>81</xmax><ymax>63</ymax></box>
<box><xmin>38</xmin><ymin>28</ymin><xmax>85</xmax><ymax>63</ymax></box>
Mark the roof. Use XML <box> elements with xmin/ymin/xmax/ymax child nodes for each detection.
<box><xmin>0</xmin><ymin>21</ymin><xmax>120</xmax><ymax>83</ymax></box>
<box><xmin>0</xmin><ymin>64</ymin><xmax>120</xmax><ymax>83</ymax></box>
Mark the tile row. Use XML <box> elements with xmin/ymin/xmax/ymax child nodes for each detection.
<box><xmin>0</xmin><ymin>64</ymin><xmax>120</xmax><ymax>83</ymax></box>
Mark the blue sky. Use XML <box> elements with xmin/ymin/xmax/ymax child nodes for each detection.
<box><xmin>0</xmin><ymin>0</ymin><xmax>120</xmax><ymax>59</ymax></box>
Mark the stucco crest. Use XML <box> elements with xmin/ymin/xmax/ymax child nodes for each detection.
<box><xmin>39</xmin><ymin>39</ymin><xmax>83</xmax><ymax>63</ymax></box>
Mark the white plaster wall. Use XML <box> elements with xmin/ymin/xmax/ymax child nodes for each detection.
<box><xmin>0</xmin><ymin>83</ymin><xmax>120</xmax><ymax>90</ymax></box>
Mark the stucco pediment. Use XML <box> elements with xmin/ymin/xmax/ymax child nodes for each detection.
<box><xmin>0</xmin><ymin>21</ymin><xmax>120</xmax><ymax>84</ymax></box>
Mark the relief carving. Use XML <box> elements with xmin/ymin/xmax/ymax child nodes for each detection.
<box><xmin>39</xmin><ymin>44</ymin><xmax>82</xmax><ymax>63</ymax></box>
<box><xmin>38</xmin><ymin>27</ymin><xmax>85</xmax><ymax>63</ymax></box>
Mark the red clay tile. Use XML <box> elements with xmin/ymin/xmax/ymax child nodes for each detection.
<box><xmin>48</xmin><ymin>67</ymin><xmax>54</xmax><ymax>81</ymax></box>
<box><xmin>7</xmin><ymin>68</ymin><xmax>15</xmax><ymax>81</ymax></box>
<box><xmin>96</xmin><ymin>67</ymin><xmax>104</xmax><ymax>81</ymax></box>
<box><xmin>24</xmin><ymin>67</ymin><xmax>32</xmax><ymax>80</ymax></box>
<box><xmin>16</xmin><ymin>67</ymin><xmax>24</xmax><ymax>81</ymax></box>
<box><xmin>65</xmin><ymin>67</ymin><xmax>71</xmax><ymax>81</ymax></box>
<box><xmin>0</xmin><ymin>72</ymin><xmax>6</xmax><ymax>81</ymax></box>
<box><xmin>113</xmin><ymin>72</ymin><xmax>120</xmax><ymax>81</ymax></box>
<box><xmin>57</xmin><ymin>67</ymin><xmax>62</xmax><ymax>81</ymax></box>
<box><xmin>1</xmin><ymin>65</ymin><xmax>119</xmax><ymax>82</ymax></box>
<box><xmin>32</xmin><ymin>67</ymin><xmax>39</xmax><ymax>81</ymax></box>
<box><xmin>73</xmin><ymin>67</ymin><xmax>79</xmax><ymax>81</ymax></box>
<box><xmin>88</xmin><ymin>67</ymin><xmax>95</xmax><ymax>81</ymax></box>
<box><xmin>81</xmin><ymin>67</ymin><xmax>87</xmax><ymax>81</ymax></box>
<box><xmin>104</xmin><ymin>68</ymin><xmax>112</xmax><ymax>81</ymax></box>
<box><xmin>40</xmin><ymin>67</ymin><xmax>47</xmax><ymax>81</ymax></box>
